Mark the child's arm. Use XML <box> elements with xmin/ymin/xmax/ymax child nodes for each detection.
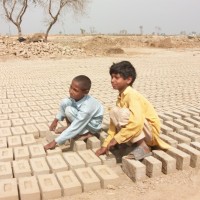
<box><xmin>49</xmin><ymin>118</ymin><xmax>58</xmax><ymax>131</ymax></box>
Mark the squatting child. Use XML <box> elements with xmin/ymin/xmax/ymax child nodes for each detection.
<box><xmin>44</xmin><ymin>75</ymin><xmax>104</xmax><ymax>150</ymax></box>
<box><xmin>96</xmin><ymin>61</ymin><xmax>170</xmax><ymax>160</ymax></box>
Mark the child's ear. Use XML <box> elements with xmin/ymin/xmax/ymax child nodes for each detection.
<box><xmin>127</xmin><ymin>77</ymin><xmax>133</xmax><ymax>85</ymax></box>
<box><xmin>85</xmin><ymin>89</ymin><xmax>89</xmax><ymax>94</ymax></box>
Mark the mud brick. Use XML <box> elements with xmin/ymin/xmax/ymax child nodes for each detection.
<box><xmin>0</xmin><ymin>120</ymin><xmax>11</xmax><ymax>128</ymax></box>
<box><xmin>160</xmin><ymin>124</ymin><xmax>173</xmax><ymax>134</ymax></box>
<box><xmin>49</xmin><ymin>109</ymin><xmax>58</xmax><ymax>115</ymax></box>
<box><xmin>59</xmin><ymin>120</ymin><xmax>68</xmax><ymax>127</ymax></box>
<box><xmin>173</xmin><ymin>119</ymin><xmax>194</xmax><ymax>130</ymax></box>
<box><xmin>21</xmin><ymin>134</ymin><xmax>36</xmax><ymax>146</ymax></box>
<box><xmin>45</xmin><ymin>115</ymin><xmax>55</xmax><ymax>122</ymax></box>
<box><xmin>23</xmin><ymin>117</ymin><xmax>36</xmax><ymax>125</ymax></box>
<box><xmin>46</xmin><ymin>147</ymin><xmax>62</xmax><ymax>156</ymax></box>
<box><xmin>177</xmin><ymin>143</ymin><xmax>200</xmax><ymax>168</ymax></box>
<box><xmin>0</xmin><ymin>178</ymin><xmax>18</xmax><ymax>200</ymax></box>
<box><xmin>86</xmin><ymin>136</ymin><xmax>101</xmax><ymax>149</ymax></box>
<box><xmin>159</xmin><ymin>134</ymin><xmax>178</xmax><ymax>147</ymax></box>
<box><xmin>178</xmin><ymin>130</ymin><xmax>200</xmax><ymax>142</ymax></box>
<box><xmin>46</xmin><ymin>154</ymin><xmax>68</xmax><ymax>173</ymax></box>
<box><xmin>99</xmin><ymin>131</ymin><xmax>108</xmax><ymax>144</ymax></box>
<box><xmin>8</xmin><ymin>113</ymin><xmax>19</xmax><ymax>119</ymax></box>
<box><xmin>0</xmin><ymin>127</ymin><xmax>12</xmax><ymax>137</ymax></box>
<box><xmin>29</xmin><ymin>144</ymin><xmax>46</xmax><ymax>158</ymax></box>
<box><xmin>11</xmin><ymin>126</ymin><xmax>25</xmax><ymax>136</ymax></box>
<box><xmin>1</xmin><ymin>108</ymin><xmax>12</xmax><ymax>114</ymax></box>
<box><xmin>8</xmin><ymin>135</ymin><xmax>22</xmax><ymax>147</ymax></box>
<box><xmin>190</xmin><ymin>142</ymin><xmax>200</xmax><ymax>151</ymax></box>
<box><xmin>166</xmin><ymin>147</ymin><xmax>190</xmax><ymax>170</ymax></box>
<box><xmin>27</xmin><ymin>101</ymin><xmax>37</xmax><ymax>106</ymax></box>
<box><xmin>29</xmin><ymin>111</ymin><xmax>40</xmax><ymax>117</ymax></box>
<box><xmin>173</xmin><ymin>110</ymin><xmax>190</xmax><ymax>118</ymax></box>
<box><xmin>0</xmin><ymin>148</ymin><xmax>13</xmax><ymax>162</ymax></box>
<box><xmin>92</xmin><ymin>165</ymin><xmax>119</xmax><ymax>188</ymax></box>
<box><xmin>36</xmin><ymin>100</ymin><xmax>45</xmax><ymax>105</ymax></box>
<box><xmin>9</xmin><ymin>103</ymin><xmax>18</xmax><ymax>108</ymax></box>
<box><xmin>72</xmin><ymin>140</ymin><xmax>86</xmax><ymax>151</ymax></box>
<box><xmin>122</xmin><ymin>157</ymin><xmax>146</xmax><ymax>181</ymax></box>
<box><xmin>152</xmin><ymin>150</ymin><xmax>176</xmax><ymax>174</ymax></box>
<box><xmin>56</xmin><ymin>170</ymin><xmax>82</xmax><ymax>196</ymax></box>
<box><xmin>37</xmin><ymin>174</ymin><xmax>62</xmax><ymax>200</ymax></box>
<box><xmin>191</xmin><ymin>116</ymin><xmax>200</xmax><ymax>122</ymax></box>
<box><xmin>11</xmin><ymin>107</ymin><xmax>22</xmax><ymax>113</ymax></box>
<box><xmin>45</xmin><ymin>131</ymin><xmax>57</xmax><ymax>143</ymax></box>
<box><xmin>12</xmin><ymin>160</ymin><xmax>31</xmax><ymax>178</ymax></box>
<box><xmin>17</xmin><ymin>102</ymin><xmax>27</xmax><ymax>107</ymax></box>
<box><xmin>189</xmin><ymin>108</ymin><xmax>200</xmax><ymax>115</ymax></box>
<box><xmin>34</xmin><ymin>116</ymin><xmax>48</xmax><ymax>123</ymax></box>
<box><xmin>189</xmin><ymin>127</ymin><xmax>200</xmax><ymax>136</ymax></box>
<box><xmin>0</xmin><ymin>162</ymin><xmax>12</xmax><ymax>179</ymax></box>
<box><xmin>30</xmin><ymin>157</ymin><xmax>50</xmax><ymax>175</ymax></box>
<box><xmin>42</xmin><ymin>105</ymin><xmax>51</xmax><ymax>110</ymax></box>
<box><xmin>14</xmin><ymin>146</ymin><xmax>30</xmax><ymax>160</ymax></box>
<box><xmin>166</xmin><ymin>132</ymin><xmax>191</xmax><ymax>144</ymax></box>
<box><xmin>63</xmin><ymin>152</ymin><xmax>85</xmax><ymax>170</ymax></box>
<box><xmin>23</xmin><ymin>124</ymin><xmax>39</xmax><ymax>139</ymax></box>
<box><xmin>164</xmin><ymin>121</ymin><xmax>184</xmax><ymax>132</ymax></box>
<box><xmin>78</xmin><ymin>149</ymin><xmax>101</xmax><ymax>167</ymax></box>
<box><xmin>158</xmin><ymin>113</ymin><xmax>173</xmax><ymax>121</ymax></box>
<box><xmin>21</xmin><ymin>107</ymin><xmax>32</xmax><ymax>112</ymax></box>
<box><xmin>35</xmin><ymin>123</ymin><xmax>49</xmax><ymax>138</ymax></box>
<box><xmin>19</xmin><ymin>112</ymin><xmax>30</xmax><ymax>118</ymax></box>
<box><xmin>0</xmin><ymin>103</ymin><xmax>9</xmax><ymax>108</ymax></box>
<box><xmin>74</xmin><ymin>167</ymin><xmax>101</xmax><ymax>192</ymax></box>
<box><xmin>11</xmin><ymin>118</ymin><xmax>24</xmax><ymax>127</ymax></box>
<box><xmin>91</xmin><ymin>149</ymin><xmax>117</xmax><ymax>167</ymax></box>
<box><xmin>39</xmin><ymin>110</ymin><xmax>51</xmax><ymax>116</ymax></box>
<box><xmin>142</xmin><ymin>156</ymin><xmax>162</xmax><ymax>177</ymax></box>
<box><xmin>164</xmin><ymin>111</ymin><xmax>182</xmax><ymax>119</ymax></box>
<box><xmin>182</xmin><ymin>109</ymin><xmax>199</xmax><ymax>116</ymax></box>
<box><xmin>30</xmin><ymin>106</ymin><xmax>41</xmax><ymax>111</ymax></box>
<box><xmin>0</xmin><ymin>114</ymin><xmax>8</xmax><ymax>120</ymax></box>
<box><xmin>0</xmin><ymin>137</ymin><xmax>7</xmax><ymax>148</ymax></box>
<box><xmin>184</xmin><ymin>117</ymin><xmax>200</xmax><ymax>128</ymax></box>
<box><xmin>18</xmin><ymin>176</ymin><xmax>40</xmax><ymax>200</ymax></box>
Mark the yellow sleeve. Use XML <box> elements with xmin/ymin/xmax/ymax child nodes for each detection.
<box><xmin>102</xmin><ymin>120</ymin><xmax>116</xmax><ymax>147</ymax></box>
<box><xmin>114</xmin><ymin>96</ymin><xmax>145</xmax><ymax>144</ymax></box>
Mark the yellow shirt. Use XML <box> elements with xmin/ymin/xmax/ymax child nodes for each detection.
<box><xmin>102</xmin><ymin>86</ymin><xmax>170</xmax><ymax>149</ymax></box>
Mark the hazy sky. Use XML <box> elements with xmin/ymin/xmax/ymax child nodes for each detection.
<box><xmin>1</xmin><ymin>0</ymin><xmax>199</xmax><ymax>35</ymax></box>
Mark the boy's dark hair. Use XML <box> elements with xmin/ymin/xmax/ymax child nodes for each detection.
<box><xmin>109</xmin><ymin>61</ymin><xmax>137</xmax><ymax>86</ymax></box>
<box><xmin>73</xmin><ymin>75</ymin><xmax>91</xmax><ymax>91</ymax></box>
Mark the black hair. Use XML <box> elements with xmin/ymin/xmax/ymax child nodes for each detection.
<box><xmin>109</xmin><ymin>61</ymin><xmax>136</xmax><ymax>86</ymax></box>
<box><xmin>73</xmin><ymin>75</ymin><xmax>91</xmax><ymax>91</ymax></box>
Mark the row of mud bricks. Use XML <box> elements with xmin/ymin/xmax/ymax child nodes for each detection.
<box><xmin>0</xmin><ymin>106</ymin><xmax>200</xmax><ymax>199</ymax></box>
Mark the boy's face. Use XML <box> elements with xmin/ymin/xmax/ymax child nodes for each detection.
<box><xmin>69</xmin><ymin>80</ymin><xmax>87</xmax><ymax>101</ymax></box>
<box><xmin>111</xmin><ymin>73</ymin><xmax>132</xmax><ymax>93</ymax></box>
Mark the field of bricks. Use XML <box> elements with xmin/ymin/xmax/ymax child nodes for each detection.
<box><xmin>0</xmin><ymin>48</ymin><xmax>200</xmax><ymax>200</ymax></box>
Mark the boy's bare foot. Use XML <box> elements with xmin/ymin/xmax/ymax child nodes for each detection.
<box><xmin>44</xmin><ymin>140</ymin><xmax>57</xmax><ymax>151</ymax></box>
<box><xmin>55</xmin><ymin>126</ymin><xmax>68</xmax><ymax>134</ymax></box>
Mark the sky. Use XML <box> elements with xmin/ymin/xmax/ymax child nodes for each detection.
<box><xmin>0</xmin><ymin>0</ymin><xmax>199</xmax><ymax>36</ymax></box>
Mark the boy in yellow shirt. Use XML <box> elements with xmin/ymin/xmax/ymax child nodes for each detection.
<box><xmin>96</xmin><ymin>61</ymin><xmax>170</xmax><ymax>160</ymax></box>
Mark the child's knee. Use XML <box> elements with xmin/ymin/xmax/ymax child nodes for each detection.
<box><xmin>65</xmin><ymin>106</ymin><xmax>78</xmax><ymax>122</ymax></box>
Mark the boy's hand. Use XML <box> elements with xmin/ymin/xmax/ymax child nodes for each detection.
<box><xmin>44</xmin><ymin>140</ymin><xmax>57</xmax><ymax>151</ymax></box>
<box><xmin>49</xmin><ymin>119</ymin><xmax>58</xmax><ymax>131</ymax></box>
<box><xmin>95</xmin><ymin>147</ymin><xmax>107</xmax><ymax>157</ymax></box>
<box><xmin>107</xmin><ymin>138</ymin><xmax>117</xmax><ymax>151</ymax></box>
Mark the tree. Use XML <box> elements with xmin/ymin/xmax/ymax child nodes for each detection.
<box><xmin>40</xmin><ymin>0</ymin><xmax>88</xmax><ymax>41</ymax></box>
<box><xmin>1</xmin><ymin>0</ymin><xmax>37</xmax><ymax>38</ymax></box>
<box><xmin>139</xmin><ymin>25</ymin><xmax>143</xmax><ymax>35</ymax></box>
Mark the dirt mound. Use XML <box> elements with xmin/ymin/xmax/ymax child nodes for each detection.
<box><xmin>106</xmin><ymin>48</ymin><xmax>124</xmax><ymax>54</ymax></box>
<box><xmin>83</xmin><ymin>36</ymin><xmax>117</xmax><ymax>55</ymax></box>
<box><xmin>148</xmin><ymin>37</ymin><xmax>173</xmax><ymax>48</ymax></box>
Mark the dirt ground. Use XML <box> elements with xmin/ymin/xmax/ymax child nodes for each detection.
<box><xmin>1</xmin><ymin>34</ymin><xmax>200</xmax><ymax>200</ymax></box>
